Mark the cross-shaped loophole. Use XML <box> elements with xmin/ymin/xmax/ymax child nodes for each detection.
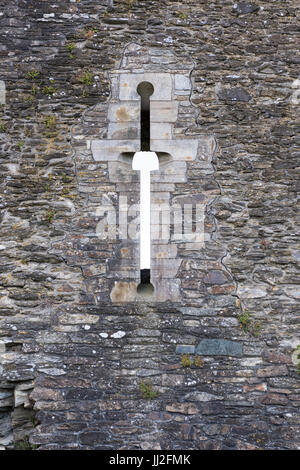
<box><xmin>133</xmin><ymin>81</ymin><xmax>157</xmax><ymax>298</ymax></box>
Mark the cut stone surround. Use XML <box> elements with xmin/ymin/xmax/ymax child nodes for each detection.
<box><xmin>90</xmin><ymin>45</ymin><xmax>216</xmax><ymax>302</ymax></box>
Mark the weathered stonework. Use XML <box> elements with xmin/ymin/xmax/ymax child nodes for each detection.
<box><xmin>87</xmin><ymin>45</ymin><xmax>216</xmax><ymax>302</ymax></box>
<box><xmin>0</xmin><ymin>0</ymin><xmax>299</xmax><ymax>451</ymax></box>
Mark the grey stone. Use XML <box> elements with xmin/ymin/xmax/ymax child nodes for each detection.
<box><xmin>233</xmin><ymin>2</ymin><xmax>259</xmax><ymax>15</ymax></box>
<box><xmin>0</xmin><ymin>415</ymin><xmax>11</xmax><ymax>438</ymax></box>
<box><xmin>119</xmin><ymin>73</ymin><xmax>172</xmax><ymax>101</ymax></box>
<box><xmin>204</xmin><ymin>270</ymin><xmax>230</xmax><ymax>285</ymax></box>
<box><xmin>151</xmin><ymin>123</ymin><xmax>172</xmax><ymax>140</ymax></box>
<box><xmin>176</xmin><ymin>345</ymin><xmax>195</xmax><ymax>354</ymax></box>
<box><xmin>14</xmin><ymin>390</ymin><xmax>30</xmax><ymax>407</ymax></box>
<box><xmin>217</xmin><ymin>87</ymin><xmax>252</xmax><ymax>102</ymax></box>
<box><xmin>91</xmin><ymin>139</ymin><xmax>198</xmax><ymax>162</ymax></box>
<box><xmin>237</xmin><ymin>285</ymin><xmax>267</xmax><ymax>298</ymax></box>
<box><xmin>152</xmin><ymin>259</ymin><xmax>181</xmax><ymax>278</ymax></box>
<box><xmin>196</xmin><ymin>339</ymin><xmax>243</xmax><ymax>357</ymax></box>
<box><xmin>0</xmin><ymin>81</ymin><xmax>5</xmax><ymax>105</ymax></box>
<box><xmin>107</xmin><ymin>122</ymin><xmax>139</xmax><ymax>140</ymax></box>
<box><xmin>184</xmin><ymin>391</ymin><xmax>224</xmax><ymax>402</ymax></box>
<box><xmin>108</xmin><ymin>101</ymin><xmax>179</xmax><ymax>124</ymax></box>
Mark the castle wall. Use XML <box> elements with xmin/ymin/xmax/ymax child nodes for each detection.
<box><xmin>0</xmin><ymin>0</ymin><xmax>299</xmax><ymax>450</ymax></box>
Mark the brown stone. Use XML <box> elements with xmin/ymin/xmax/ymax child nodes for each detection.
<box><xmin>110</xmin><ymin>281</ymin><xmax>137</xmax><ymax>303</ymax></box>
<box><xmin>261</xmin><ymin>393</ymin><xmax>288</xmax><ymax>405</ymax></box>
<box><xmin>166</xmin><ymin>403</ymin><xmax>198</xmax><ymax>415</ymax></box>
<box><xmin>263</xmin><ymin>351</ymin><xmax>292</xmax><ymax>364</ymax></box>
<box><xmin>243</xmin><ymin>383</ymin><xmax>267</xmax><ymax>393</ymax></box>
<box><xmin>257</xmin><ymin>366</ymin><xmax>288</xmax><ymax>378</ymax></box>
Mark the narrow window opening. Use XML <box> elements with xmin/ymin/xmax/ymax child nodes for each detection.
<box><xmin>134</xmin><ymin>81</ymin><xmax>156</xmax><ymax>298</ymax></box>
<box><xmin>137</xmin><ymin>81</ymin><xmax>154</xmax><ymax>151</ymax></box>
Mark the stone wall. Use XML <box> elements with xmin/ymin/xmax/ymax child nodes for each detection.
<box><xmin>0</xmin><ymin>0</ymin><xmax>299</xmax><ymax>450</ymax></box>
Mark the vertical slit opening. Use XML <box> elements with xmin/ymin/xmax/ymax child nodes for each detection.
<box><xmin>137</xmin><ymin>81</ymin><xmax>154</xmax><ymax>152</ymax></box>
<box><xmin>135</xmin><ymin>81</ymin><xmax>155</xmax><ymax>298</ymax></box>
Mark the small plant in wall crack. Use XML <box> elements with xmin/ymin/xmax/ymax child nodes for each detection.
<box><xmin>238</xmin><ymin>310</ymin><xmax>261</xmax><ymax>337</ymax></box>
<box><xmin>26</xmin><ymin>70</ymin><xmax>40</xmax><ymax>80</ymax></box>
<box><xmin>139</xmin><ymin>380</ymin><xmax>159</xmax><ymax>400</ymax></box>
<box><xmin>194</xmin><ymin>355</ymin><xmax>205</xmax><ymax>368</ymax></box>
<box><xmin>78</xmin><ymin>71</ymin><xmax>93</xmax><ymax>86</ymax></box>
<box><xmin>42</xmin><ymin>85</ymin><xmax>56</xmax><ymax>96</ymax></box>
<box><xmin>66</xmin><ymin>42</ymin><xmax>76</xmax><ymax>59</ymax></box>
<box><xmin>43</xmin><ymin>114</ymin><xmax>57</xmax><ymax>137</ymax></box>
<box><xmin>17</xmin><ymin>140</ymin><xmax>25</xmax><ymax>150</ymax></box>
<box><xmin>176</xmin><ymin>10</ymin><xmax>188</xmax><ymax>20</ymax></box>
<box><xmin>14</xmin><ymin>436</ymin><xmax>38</xmax><ymax>450</ymax></box>
<box><xmin>181</xmin><ymin>354</ymin><xmax>193</xmax><ymax>368</ymax></box>
<box><xmin>44</xmin><ymin>209</ymin><xmax>55</xmax><ymax>224</ymax></box>
<box><xmin>181</xmin><ymin>354</ymin><xmax>204</xmax><ymax>368</ymax></box>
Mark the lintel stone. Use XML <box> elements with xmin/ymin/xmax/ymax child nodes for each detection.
<box><xmin>91</xmin><ymin>139</ymin><xmax>199</xmax><ymax>162</ymax></box>
<box><xmin>119</xmin><ymin>73</ymin><xmax>172</xmax><ymax>101</ymax></box>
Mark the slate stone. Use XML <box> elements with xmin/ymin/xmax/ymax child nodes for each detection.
<box><xmin>204</xmin><ymin>270</ymin><xmax>230</xmax><ymax>285</ymax></box>
<box><xmin>176</xmin><ymin>345</ymin><xmax>195</xmax><ymax>354</ymax></box>
<box><xmin>217</xmin><ymin>87</ymin><xmax>252</xmax><ymax>102</ymax></box>
<box><xmin>196</xmin><ymin>339</ymin><xmax>243</xmax><ymax>357</ymax></box>
<box><xmin>234</xmin><ymin>2</ymin><xmax>259</xmax><ymax>15</ymax></box>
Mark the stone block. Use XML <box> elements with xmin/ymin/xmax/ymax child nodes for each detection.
<box><xmin>166</xmin><ymin>403</ymin><xmax>198</xmax><ymax>414</ymax></box>
<box><xmin>91</xmin><ymin>139</ymin><xmax>139</xmax><ymax>161</ymax></box>
<box><xmin>152</xmin><ymin>243</ymin><xmax>177</xmax><ymax>259</ymax></box>
<box><xmin>196</xmin><ymin>339</ymin><xmax>243</xmax><ymax>357</ymax></box>
<box><xmin>151</xmin><ymin>102</ymin><xmax>178</xmax><ymax>122</ymax></box>
<box><xmin>162</xmin><ymin>374</ymin><xmax>184</xmax><ymax>386</ymax></box>
<box><xmin>14</xmin><ymin>389</ymin><xmax>30</xmax><ymax>408</ymax></box>
<box><xmin>110</xmin><ymin>281</ymin><xmax>137</xmax><ymax>302</ymax></box>
<box><xmin>152</xmin><ymin>160</ymin><xmax>187</xmax><ymax>183</ymax></box>
<box><xmin>108</xmin><ymin>102</ymin><xmax>140</xmax><ymax>122</ymax></box>
<box><xmin>151</xmin><ymin>123</ymin><xmax>172</xmax><ymax>140</ymax></box>
<box><xmin>151</xmin><ymin>279</ymin><xmax>181</xmax><ymax>302</ymax></box>
<box><xmin>0</xmin><ymin>81</ymin><xmax>5</xmax><ymax>105</ymax></box>
<box><xmin>91</xmin><ymin>138</ymin><xmax>198</xmax><ymax>163</ymax></box>
<box><xmin>109</xmin><ymin>278</ymin><xmax>181</xmax><ymax>303</ymax></box>
<box><xmin>217</xmin><ymin>87</ymin><xmax>252</xmax><ymax>102</ymax></box>
<box><xmin>151</xmin><ymin>258</ymin><xmax>181</xmax><ymax>278</ymax></box>
<box><xmin>237</xmin><ymin>285</ymin><xmax>267</xmax><ymax>298</ymax></box>
<box><xmin>197</xmin><ymin>136</ymin><xmax>217</xmax><ymax>161</ymax></box>
<box><xmin>108</xmin><ymin>161</ymin><xmax>139</xmax><ymax>183</ymax></box>
<box><xmin>261</xmin><ymin>393</ymin><xmax>288</xmax><ymax>405</ymax></box>
<box><xmin>119</xmin><ymin>73</ymin><xmax>172</xmax><ymax>101</ymax></box>
<box><xmin>184</xmin><ymin>391</ymin><xmax>223</xmax><ymax>402</ymax></box>
<box><xmin>107</xmin><ymin>122</ymin><xmax>139</xmax><ymax>139</ymax></box>
<box><xmin>151</xmin><ymin>139</ymin><xmax>198</xmax><ymax>161</ymax></box>
<box><xmin>257</xmin><ymin>365</ymin><xmax>288</xmax><ymax>377</ymax></box>
<box><xmin>174</xmin><ymin>74</ymin><xmax>191</xmax><ymax>91</ymax></box>
<box><xmin>176</xmin><ymin>345</ymin><xmax>195</xmax><ymax>354</ymax></box>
